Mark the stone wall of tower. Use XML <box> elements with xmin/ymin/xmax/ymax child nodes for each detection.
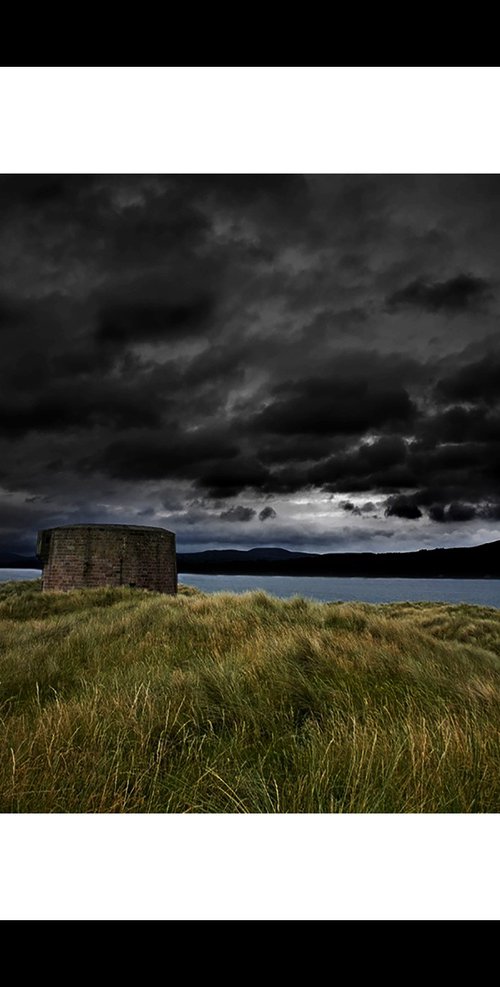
<box><xmin>38</xmin><ymin>524</ymin><xmax>177</xmax><ymax>594</ymax></box>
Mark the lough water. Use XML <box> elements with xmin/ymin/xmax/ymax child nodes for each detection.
<box><xmin>0</xmin><ymin>569</ymin><xmax>42</xmax><ymax>583</ymax></box>
<box><xmin>182</xmin><ymin>574</ymin><xmax>500</xmax><ymax>607</ymax></box>
<box><xmin>2</xmin><ymin>569</ymin><xmax>497</xmax><ymax>608</ymax></box>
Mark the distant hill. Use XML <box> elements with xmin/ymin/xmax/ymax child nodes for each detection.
<box><xmin>184</xmin><ymin>547</ymin><xmax>309</xmax><ymax>561</ymax></box>
<box><xmin>2</xmin><ymin>539</ymin><xmax>500</xmax><ymax>579</ymax></box>
<box><xmin>0</xmin><ymin>552</ymin><xmax>40</xmax><ymax>569</ymax></box>
<box><xmin>0</xmin><ymin>546</ymin><xmax>310</xmax><ymax>570</ymax></box>
<box><xmin>177</xmin><ymin>540</ymin><xmax>500</xmax><ymax>579</ymax></box>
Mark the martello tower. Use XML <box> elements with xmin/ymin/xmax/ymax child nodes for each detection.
<box><xmin>37</xmin><ymin>524</ymin><xmax>177</xmax><ymax>594</ymax></box>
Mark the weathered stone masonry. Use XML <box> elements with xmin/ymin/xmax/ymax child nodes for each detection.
<box><xmin>37</xmin><ymin>524</ymin><xmax>177</xmax><ymax>594</ymax></box>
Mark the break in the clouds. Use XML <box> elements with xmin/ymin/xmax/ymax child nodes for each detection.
<box><xmin>1</xmin><ymin>174</ymin><xmax>500</xmax><ymax>556</ymax></box>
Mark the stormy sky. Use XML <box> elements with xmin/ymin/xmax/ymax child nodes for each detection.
<box><xmin>1</xmin><ymin>173</ymin><xmax>500</xmax><ymax>556</ymax></box>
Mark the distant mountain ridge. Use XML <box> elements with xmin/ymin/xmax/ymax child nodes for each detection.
<box><xmin>2</xmin><ymin>540</ymin><xmax>500</xmax><ymax>579</ymax></box>
<box><xmin>183</xmin><ymin>547</ymin><xmax>310</xmax><ymax>561</ymax></box>
<box><xmin>0</xmin><ymin>546</ymin><xmax>311</xmax><ymax>570</ymax></box>
<box><xmin>0</xmin><ymin>552</ymin><xmax>41</xmax><ymax>569</ymax></box>
<box><xmin>177</xmin><ymin>540</ymin><xmax>500</xmax><ymax>579</ymax></box>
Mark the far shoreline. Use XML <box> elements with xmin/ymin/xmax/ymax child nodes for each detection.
<box><xmin>1</xmin><ymin>566</ymin><xmax>500</xmax><ymax>582</ymax></box>
<box><xmin>1</xmin><ymin>535</ymin><xmax>500</xmax><ymax>580</ymax></box>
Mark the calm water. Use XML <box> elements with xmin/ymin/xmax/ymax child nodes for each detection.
<box><xmin>0</xmin><ymin>569</ymin><xmax>41</xmax><ymax>582</ymax></box>
<box><xmin>182</xmin><ymin>574</ymin><xmax>500</xmax><ymax>607</ymax></box>
<box><xmin>1</xmin><ymin>568</ymin><xmax>498</xmax><ymax>608</ymax></box>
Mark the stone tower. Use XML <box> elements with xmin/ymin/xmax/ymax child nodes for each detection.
<box><xmin>37</xmin><ymin>523</ymin><xmax>177</xmax><ymax>594</ymax></box>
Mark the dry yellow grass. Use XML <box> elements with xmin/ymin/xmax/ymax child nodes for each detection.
<box><xmin>1</xmin><ymin>578</ymin><xmax>500</xmax><ymax>812</ymax></box>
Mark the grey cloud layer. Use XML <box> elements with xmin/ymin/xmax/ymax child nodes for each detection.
<box><xmin>0</xmin><ymin>175</ymin><xmax>499</xmax><ymax>554</ymax></box>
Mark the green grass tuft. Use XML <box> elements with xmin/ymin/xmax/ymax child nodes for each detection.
<box><xmin>1</xmin><ymin>579</ymin><xmax>500</xmax><ymax>812</ymax></box>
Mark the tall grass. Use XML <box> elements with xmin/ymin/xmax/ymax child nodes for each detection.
<box><xmin>1</xmin><ymin>578</ymin><xmax>500</xmax><ymax>812</ymax></box>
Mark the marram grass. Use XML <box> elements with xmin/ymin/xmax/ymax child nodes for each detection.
<box><xmin>1</xmin><ymin>578</ymin><xmax>500</xmax><ymax>812</ymax></box>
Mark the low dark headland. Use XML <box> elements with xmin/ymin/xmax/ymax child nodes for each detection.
<box><xmin>1</xmin><ymin>578</ymin><xmax>500</xmax><ymax>813</ymax></box>
<box><xmin>177</xmin><ymin>539</ymin><xmax>500</xmax><ymax>578</ymax></box>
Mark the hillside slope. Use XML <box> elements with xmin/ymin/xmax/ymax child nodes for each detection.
<box><xmin>1</xmin><ymin>578</ymin><xmax>500</xmax><ymax>812</ymax></box>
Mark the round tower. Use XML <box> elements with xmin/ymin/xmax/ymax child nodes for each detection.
<box><xmin>36</xmin><ymin>524</ymin><xmax>177</xmax><ymax>594</ymax></box>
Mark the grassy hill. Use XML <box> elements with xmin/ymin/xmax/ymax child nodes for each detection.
<box><xmin>1</xmin><ymin>578</ymin><xmax>500</xmax><ymax>812</ymax></box>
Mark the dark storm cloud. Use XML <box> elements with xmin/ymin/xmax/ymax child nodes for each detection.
<box><xmin>87</xmin><ymin>428</ymin><xmax>240</xmax><ymax>482</ymax></box>
<box><xmin>259</xmin><ymin>506</ymin><xmax>277</xmax><ymax>521</ymax></box>
<box><xmin>181</xmin><ymin>174</ymin><xmax>312</xmax><ymax>245</ymax></box>
<box><xmin>384</xmin><ymin>495</ymin><xmax>423</xmax><ymax>520</ymax></box>
<box><xmin>341</xmin><ymin>500</ymin><xmax>377</xmax><ymax>514</ymax></box>
<box><xmin>258</xmin><ymin>433</ymin><xmax>350</xmax><ymax>469</ymax></box>
<box><xmin>198</xmin><ymin>458</ymin><xmax>272</xmax><ymax>499</ymax></box>
<box><xmin>386</xmin><ymin>274</ymin><xmax>490</xmax><ymax>313</ymax></box>
<box><xmin>420</xmin><ymin>406</ymin><xmax>500</xmax><ymax>445</ymax></box>
<box><xmin>0</xmin><ymin>294</ymin><xmax>29</xmax><ymax>328</ymax></box>
<box><xmin>435</xmin><ymin>352</ymin><xmax>500</xmax><ymax>406</ymax></box>
<box><xmin>429</xmin><ymin>502</ymin><xmax>477</xmax><ymax>523</ymax></box>
<box><xmin>96</xmin><ymin>295</ymin><xmax>215</xmax><ymax>346</ymax></box>
<box><xmin>254</xmin><ymin>379</ymin><xmax>415</xmax><ymax>437</ymax></box>
<box><xmin>251</xmin><ymin>355</ymin><xmax>418</xmax><ymax>438</ymax></box>
<box><xmin>308</xmin><ymin>436</ymin><xmax>412</xmax><ymax>491</ymax></box>
<box><xmin>1</xmin><ymin>175</ymin><xmax>500</xmax><ymax>555</ymax></box>
<box><xmin>299</xmin><ymin>306</ymin><xmax>369</xmax><ymax>343</ymax></box>
<box><xmin>219</xmin><ymin>505</ymin><xmax>256</xmax><ymax>522</ymax></box>
<box><xmin>0</xmin><ymin>175</ymin><xmax>94</xmax><ymax>213</ymax></box>
<box><xmin>0</xmin><ymin>376</ymin><xmax>166</xmax><ymax>436</ymax></box>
